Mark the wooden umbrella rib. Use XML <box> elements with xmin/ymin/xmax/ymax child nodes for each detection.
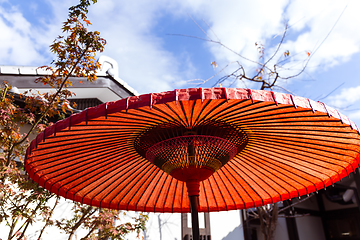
<box><xmin>161</xmin><ymin>102</ymin><xmax>189</xmax><ymax>128</ymax></box>
<box><xmin>237</xmin><ymin>156</ymin><xmax>291</xmax><ymax>202</ymax></box>
<box><xmin>235</xmin><ymin>153</ymin><xmax>309</xmax><ymax>196</ymax></box>
<box><xmin>252</xmin><ymin>134</ymin><xmax>358</xmax><ymax>162</ymax></box>
<box><xmin>166</xmin><ymin>101</ymin><xmax>190</xmax><ymax>128</ymax></box>
<box><xmin>173</xmin><ymin>180</ymin><xmax>185</xmax><ymax>212</ymax></box>
<box><xmin>84</xmin><ymin>158</ymin><xmax>151</xmax><ymax>208</ymax></box>
<box><xmin>238</xmin><ymin>155</ymin><xmax>305</xmax><ymax>196</ymax></box>
<box><xmin>105</xmin><ymin>160</ymin><xmax>158</xmax><ymax>210</ymax></box>
<box><xmin>150</xmin><ymin>173</ymin><xmax>170</xmax><ymax>212</ymax></box>
<box><xmin>208</xmin><ymin>174</ymin><xmax>226</xmax><ymax>211</ymax></box>
<box><xmin>162</xmin><ymin>177</ymin><xmax>175</xmax><ymax>212</ymax></box>
<box><xmin>232</xmin><ymin>158</ymin><xmax>281</xmax><ymax>204</ymax></box>
<box><xmin>251</xmin><ymin>128</ymin><xmax>358</xmax><ymax>141</ymax></box>
<box><xmin>212</xmin><ymin>171</ymin><xmax>237</xmax><ymax>211</ymax></box>
<box><xmin>87</xmin><ymin>116</ymin><xmax>160</xmax><ymax>126</ymax></box>
<box><xmin>180</xmin><ymin>179</ymin><xmax>185</xmax><ymax>213</ymax></box>
<box><xmin>56</xmin><ymin>153</ymin><xmax>142</xmax><ymax>200</ymax></box>
<box><xmin>33</xmin><ymin>133</ymin><xmax>130</xmax><ymax>153</ymax></box>
<box><xmin>200</xmin><ymin>181</ymin><xmax>210</xmax><ymax>212</ymax></box>
<box><xmin>252</xmin><ymin>134</ymin><xmax>360</xmax><ymax>165</ymax></box>
<box><xmin>29</xmin><ymin>144</ymin><xmax>124</xmax><ymax>177</ymax></box>
<box><xmin>191</xmin><ymin>98</ymin><xmax>224</xmax><ymax>127</ymax></box>
<box><xmin>113</xmin><ymin>163</ymin><xmax>160</xmax><ymax>211</ymax></box>
<box><xmin>250</xmin><ymin>146</ymin><xmax>345</xmax><ymax>183</ymax></box>
<box><xmin>51</xmin><ymin>153</ymin><xmax>138</xmax><ymax>199</ymax></box>
<box><xmin>171</xmin><ymin>179</ymin><xmax>179</xmax><ymax>212</ymax></box>
<box><xmin>146</xmin><ymin>172</ymin><xmax>172</xmax><ymax>212</ymax></box>
<box><xmin>150</xmin><ymin>104</ymin><xmax>183</xmax><ymax>123</ymax></box>
<box><xmin>137</xmin><ymin>170</ymin><xmax>168</xmax><ymax>212</ymax></box>
<box><xmin>133</xmin><ymin>169</ymin><xmax>166</xmax><ymax>212</ymax></box>
<box><xmin>240</xmin><ymin>148</ymin><xmax>321</xmax><ymax>188</ymax></box>
<box><xmin>99</xmin><ymin>159</ymin><xmax>158</xmax><ymax>208</ymax></box>
<box><xmin>85</xmin><ymin>158</ymin><xmax>152</xmax><ymax>206</ymax></box>
<box><xmin>225</xmin><ymin>161</ymin><xmax>262</xmax><ymax>208</ymax></box>
<box><xmin>102</xmin><ymin>163</ymin><xmax>160</xmax><ymax>210</ymax></box>
<box><xmin>195</xmin><ymin>99</ymin><xmax>249</xmax><ymax>125</ymax></box>
<box><xmin>240</xmin><ymin>148</ymin><xmax>318</xmax><ymax>188</ymax></box>
<box><xmin>202</xmin><ymin>99</ymin><xmax>268</xmax><ymax>119</ymax></box>
<box><xmin>110</xmin><ymin>110</ymin><xmax>168</xmax><ymax>123</ymax></box>
<box><xmin>243</xmin><ymin>122</ymin><xmax>348</xmax><ymax>131</ymax></box>
<box><xmin>217</xmin><ymin>104</ymin><xmax>294</xmax><ymax>123</ymax></box>
<box><xmin>252</xmin><ymin>132</ymin><xmax>360</xmax><ymax>155</ymax></box>
<box><xmin>71</xmin><ymin>123</ymin><xmax>153</xmax><ymax>131</ymax></box>
<box><xmin>45</xmin><ymin>128</ymin><xmax>141</xmax><ymax>139</ymax></box>
<box><xmin>239</xmin><ymin>114</ymin><xmax>345</xmax><ymax>125</ymax></box>
<box><xmin>179</xmin><ymin>100</ymin><xmax>191</xmax><ymax>128</ymax></box>
<box><xmin>155</xmin><ymin>103</ymin><xmax>188</xmax><ymax>126</ymax></box>
<box><xmin>163</xmin><ymin>178</ymin><xmax>178</xmax><ymax>212</ymax></box>
<box><xmin>34</xmin><ymin>132</ymin><xmax>130</xmax><ymax>151</ymax></box>
<box><xmin>224</xmin><ymin>110</ymin><xmax>330</xmax><ymax>125</ymax></box>
<box><xmin>252</xmin><ymin>138</ymin><xmax>356</xmax><ymax>175</ymax></box>
<box><xmin>226</xmin><ymin>106</ymin><xmax>299</xmax><ymax>122</ymax></box>
<box><xmin>247</xmin><ymin>145</ymin><xmax>336</xmax><ymax>184</ymax></box>
<box><xmin>248</xmin><ymin>125</ymin><xmax>353</xmax><ymax>134</ymax></box>
<box><xmin>202</xmin><ymin>177</ymin><xmax>218</xmax><ymax>211</ymax></box>
<box><xmin>242</xmin><ymin>148</ymin><xmax>327</xmax><ymax>191</ymax></box>
<box><xmin>40</xmin><ymin>142</ymin><xmax>126</xmax><ymax>174</ymax></box>
<box><xmin>191</xmin><ymin>99</ymin><xmax>222</xmax><ymax>127</ymax></box>
<box><xmin>131</xmin><ymin>107</ymin><xmax>179</xmax><ymax>122</ymax></box>
<box><xmin>30</xmin><ymin>136</ymin><xmax>131</xmax><ymax>162</ymax></box>
<box><xmin>237</xmin><ymin>155</ymin><xmax>296</xmax><ymax>200</ymax></box>
<box><xmin>189</xmin><ymin>99</ymin><xmax>198</xmax><ymax>127</ymax></box>
<box><xmin>216</xmin><ymin>167</ymin><xmax>246</xmax><ymax>209</ymax></box>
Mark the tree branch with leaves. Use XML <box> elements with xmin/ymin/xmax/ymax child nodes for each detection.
<box><xmin>0</xmin><ymin>1</ymin><xmax>147</xmax><ymax>239</ymax></box>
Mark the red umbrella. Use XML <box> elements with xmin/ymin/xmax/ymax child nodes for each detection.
<box><xmin>25</xmin><ymin>88</ymin><xmax>360</xmax><ymax>239</ymax></box>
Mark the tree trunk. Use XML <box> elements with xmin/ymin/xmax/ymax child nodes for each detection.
<box><xmin>257</xmin><ymin>203</ymin><xmax>278</xmax><ymax>240</ymax></box>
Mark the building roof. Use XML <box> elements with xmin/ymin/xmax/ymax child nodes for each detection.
<box><xmin>0</xmin><ymin>56</ymin><xmax>138</xmax><ymax>105</ymax></box>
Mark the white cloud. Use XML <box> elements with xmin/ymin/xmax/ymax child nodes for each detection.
<box><xmin>85</xmin><ymin>0</ymin><xmax>199</xmax><ymax>94</ymax></box>
<box><xmin>0</xmin><ymin>6</ymin><xmax>43</xmax><ymax>65</ymax></box>
<box><xmin>172</xmin><ymin>0</ymin><xmax>289</xmax><ymax>80</ymax></box>
<box><xmin>281</xmin><ymin>0</ymin><xmax>360</xmax><ymax>72</ymax></box>
<box><xmin>166</xmin><ymin>0</ymin><xmax>360</xmax><ymax>89</ymax></box>
<box><xmin>2</xmin><ymin>0</ymin><xmax>360</xmax><ymax>94</ymax></box>
<box><xmin>348</xmin><ymin>111</ymin><xmax>360</xmax><ymax>121</ymax></box>
<box><xmin>326</xmin><ymin>85</ymin><xmax>360</xmax><ymax>124</ymax></box>
<box><xmin>328</xmin><ymin>85</ymin><xmax>360</xmax><ymax>108</ymax></box>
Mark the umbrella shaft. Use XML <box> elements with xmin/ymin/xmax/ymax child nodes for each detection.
<box><xmin>190</xmin><ymin>195</ymin><xmax>200</xmax><ymax>240</ymax></box>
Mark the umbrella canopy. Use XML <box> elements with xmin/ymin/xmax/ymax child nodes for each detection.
<box><xmin>25</xmin><ymin>88</ymin><xmax>360</xmax><ymax>213</ymax></box>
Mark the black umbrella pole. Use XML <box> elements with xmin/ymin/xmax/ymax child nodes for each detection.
<box><xmin>190</xmin><ymin>195</ymin><xmax>200</xmax><ymax>240</ymax></box>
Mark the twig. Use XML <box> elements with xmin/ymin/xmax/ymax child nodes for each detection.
<box><xmin>6</xmin><ymin>45</ymin><xmax>90</xmax><ymax>166</ymax></box>
<box><xmin>278</xmin><ymin>193</ymin><xmax>315</xmax><ymax>214</ymax></box>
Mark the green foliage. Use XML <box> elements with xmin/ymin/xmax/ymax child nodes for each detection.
<box><xmin>55</xmin><ymin>203</ymin><xmax>148</xmax><ymax>240</ymax></box>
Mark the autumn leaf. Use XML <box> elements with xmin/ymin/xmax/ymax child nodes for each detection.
<box><xmin>210</xmin><ymin>61</ymin><xmax>218</xmax><ymax>69</ymax></box>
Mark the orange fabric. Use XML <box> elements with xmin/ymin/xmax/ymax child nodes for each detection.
<box><xmin>25</xmin><ymin>88</ymin><xmax>360</xmax><ymax>213</ymax></box>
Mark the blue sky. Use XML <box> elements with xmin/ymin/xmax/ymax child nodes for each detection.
<box><xmin>1</xmin><ymin>0</ymin><xmax>360</xmax><ymax>239</ymax></box>
<box><xmin>1</xmin><ymin>0</ymin><xmax>360</xmax><ymax>122</ymax></box>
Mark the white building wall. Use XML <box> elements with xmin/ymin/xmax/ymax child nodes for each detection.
<box><xmin>296</xmin><ymin>216</ymin><xmax>326</xmax><ymax>240</ymax></box>
<box><xmin>273</xmin><ymin>218</ymin><xmax>289</xmax><ymax>240</ymax></box>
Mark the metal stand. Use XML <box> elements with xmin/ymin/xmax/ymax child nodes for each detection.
<box><xmin>189</xmin><ymin>195</ymin><xmax>200</xmax><ymax>240</ymax></box>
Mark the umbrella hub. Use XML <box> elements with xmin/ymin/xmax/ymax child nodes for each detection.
<box><xmin>135</xmin><ymin>120</ymin><xmax>248</xmax><ymax>182</ymax></box>
<box><xmin>146</xmin><ymin>135</ymin><xmax>238</xmax><ymax>182</ymax></box>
